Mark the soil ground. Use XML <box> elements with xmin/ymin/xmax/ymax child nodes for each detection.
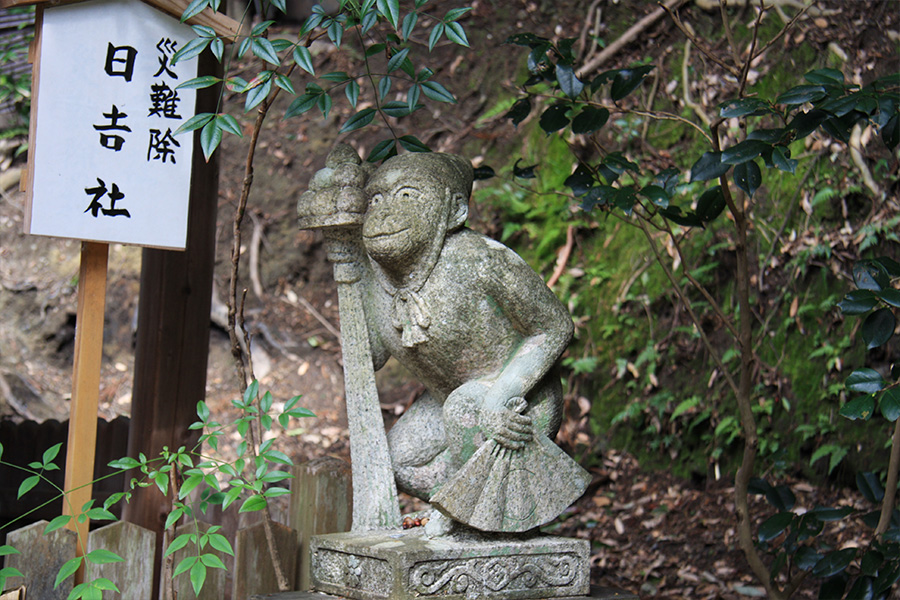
<box><xmin>1</xmin><ymin>1</ymin><xmax>898</xmax><ymax>598</ymax></box>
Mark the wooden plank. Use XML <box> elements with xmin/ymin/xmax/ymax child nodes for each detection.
<box><xmin>85</xmin><ymin>521</ymin><xmax>156</xmax><ymax>600</ymax></box>
<box><xmin>160</xmin><ymin>522</ymin><xmax>226</xmax><ymax>600</ymax></box>
<box><xmin>289</xmin><ymin>457</ymin><xmax>352</xmax><ymax>590</ymax></box>
<box><xmin>0</xmin><ymin>0</ymin><xmax>240</xmax><ymax>39</ymax></box>
<box><xmin>121</xmin><ymin>48</ymin><xmax>220</xmax><ymax>600</ymax></box>
<box><xmin>233</xmin><ymin>521</ymin><xmax>298</xmax><ymax>600</ymax></box>
<box><xmin>4</xmin><ymin>520</ymin><xmax>77</xmax><ymax>599</ymax></box>
<box><xmin>62</xmin><ymin>240</ymin><xmax>109</xmax><ymax>582</ymax></box>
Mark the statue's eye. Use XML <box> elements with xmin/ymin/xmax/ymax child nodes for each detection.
<box><xmin>370</xmin><ymin>193</ymin><xmax>384</xmax><ymax>206</ymax></box>
<box><xmin>396</xmin><ymin>188</ymin><xmax>416</xmax><ymax>202</ymax></box>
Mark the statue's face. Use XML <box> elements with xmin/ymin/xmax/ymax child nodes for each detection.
<box><xmin>362</xmin><ymin>164</ymin><xmax>446</xmax><ymax>269</ymax></box>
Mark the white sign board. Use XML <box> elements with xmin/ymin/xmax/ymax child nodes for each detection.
<box><xmin>27</xmin><ymin>0</ymin><xmax>199</xmax><ymax>250</ymax></box>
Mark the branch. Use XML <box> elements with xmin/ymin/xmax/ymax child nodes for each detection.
<box><xmin>662</xmin><ymin>2</ymin><xmax>741</xmax><ymax>78</ymax></box>
<box><xmin>634</xmin><ymin>213</ymin><xmax>741</xmax><ymax>399</ymax></box>
<box><xmin>876</xmin><ymin>416</ymin><xmax>900</xmax><ymax>538</ymax></box>
<box><xmin>576</xmin><ymin>0</ymin><xmax>689</xmax><ymax>78</ymax></box>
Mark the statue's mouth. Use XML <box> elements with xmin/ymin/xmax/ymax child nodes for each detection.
<box><xmin>364</xmin><ymin>228</ymin><xmax>408</xmax><ymax>240</ymax></box>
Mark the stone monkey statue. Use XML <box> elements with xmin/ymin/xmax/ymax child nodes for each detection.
<box><xmin>298</xmin><ymin>145</ymin><xmax>588</xmax><ymax>535</ymax></box>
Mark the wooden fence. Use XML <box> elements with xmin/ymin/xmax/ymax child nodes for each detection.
<box><xmin>0</xmin><ymin>456</ymin><xmax>352</xmax><ymax>600</ymax></box>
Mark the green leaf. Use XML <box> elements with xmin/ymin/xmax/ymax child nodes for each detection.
<box><xmin>171</xmin><ymin>37</ymin><xmax>210</xmax><ymax>65</ymax></box>
<box><xmin>274</xmin><ymin>73</ymin><xmax>295</xmax><ymax>95</ymax></box>
<box><xmin>789</xmin><ymin>108</ymin><xmax>830</xmax><ymax>138</ymax></box>
<box><xmin>847</xmin><ymin>369</ymin><xmax>885</xmax><ymax>394</ymax></box>
<box><xmin>378</xmin><ymin>76</ymin><xmax>392</xmax><ymax>101</ymax></box>
<box><xmin>420</xmin><ymin>81</ymin><xmax>456</xmax><ymax>103</ymax></box>
<box><xmin>400</xmin><ymin>12</ymin><xmax>417</xmax><ymax>41</ymax></box>
<box><xmin>812</xmin><ymin>548</ymin><xmax>856</xmax><ymax>578</ymax></box>
<box><xmin>17</xmin><ymin>475</ymin><xmax>39</xmax><ymax>499</ymax></box>
<box><xmin>44</xmin><ymin>515</ymin><xmax>71</xmax><ymax>534</ymax></box>
<box><xmin>200</xmin><ymin>120</ymin><xmax>222</xmax><ymax>161</ymax></box>
<box><xmin>0</xmin><ymin>545</ymin><xmax>20</xmax><ymax>557</ymax></box>
<box><xmin>719</xmin><ymin>97</ymin><xmax>771</xmax><ymax>118</ymax></box>
<box><xmin>239</xmin><ymin>495</ymin><xmax>267</xmax><ymax>513</ymax></box>
<box><xmin>846</xmin><ymin>576</ymin><xmax>874</xmax><ymax>600</ymax></box>
<box><xmin>882</xmin><ymin>113</ymin><xmax>900</xmax><ymax>149</ymax></box>
<box><xmin>85</xmin><ymin>549</ymin><xmax>124</xmax><ymax>565</ymax></box>
<box><xmin>445</xmin><ymin>21</ymin><xmax>469</xmax><ymax>47</ymax></box>
<box><xmin>284</xmin><ymin>94</ymin><xmax>318</xmax><ymax>119</ymax></box>
<box><xmin>200</xmin><ymin>552</ymin><xmax>227</xmax><ymax>569</ymax></box>
<box><xmin>173</xmin><ymin>555</ymin><xmax>196</xmax><ymax>578</ymax></box>
<box><xmin>251</xmin><ymin>37</ymin><xmax>280</xmax><ymax>65</ymax></box>
<box><xmin>765</xmin><ymin>484</ymin><xmax>795</xmax><ymax>511</ymax></box>
<box><xmin>747</xmin><ymin>128</ymin><xmax>789</xmax><ymax>144</ymax></box>
<box><xmin>856</xmin><ymin>471</ymin><xmax>884</xmax><ymax>503</ymax></box>
<box><xmin>539</xmin><ymin>104</ymin><xmax>570</xmax><ymax>133</ymax></box>
<box><xmin>427</xmin><ymin>22</ymin><xmax>445</xmax><ymax>50</ymax></box>
<box><xmin>292</xmin><ymin>46</ymin><xmax>315</xmax><ymax>76</ymax></box>
<box><xmin>776</xmin><ymin>84</ymin><xmax>827</xmax><ymax>106</ymax></box>
<box><xmin>216</xmin><ymin>114</ymin><xmax>242</xmax><ymax>138</ymax></box>
<box><xmin>339</xmin><ymin>108</ymin><xmax>376</xmax><ymax>134</ymax></box>
<box><xmin>880</xmin><ymin>388</ymin><xmax>900</xmax><ymax>421</ymax></box>
<box><xmin>811</xmin><ymin>506</ymin><xmax>854</xmax><ymax>522</ymax></box>
<box><xmin>838</xmin><ymin>290</ymin><xmax>879</xmax><ymax>315</ymax></box>
<box><xmin>696</xmin><ymin>185</ymin><xmax>725</xmax><ymax>222</ymax></box>
<box><xmin>180</xmin><ymin>0</ymin><xmax>209</xmax><ymax>23</ymax></box>
<box><xmin>772</xmin><ymin>147</ymin><xmax>797</xmax><ymax>174</ymax></box>
<box><xmin>387</xmin><ymin>48</ymin><xmax>410</xmax><ymax>73</ymax></box>
<box><xmin>505</xmin><ymin>97</ymin><xmax>532</xmax><ymax>127</ymax></box>
<box><xmin>190</xmin><ymin>560</ymin><xmax>207</xmax><ymax>595</ymax></box>
<box><xmin>572</xmin><ymin>106</ymin><xmax>608</xmax><ymax>134</ymax></box>
<box><xmin>805</xmin><ymin>68</ymin><xmax>845</xmax><ymax>87</ymax></box>
<box><xmin>174</xmin><ymin>112</ymin><xmax>214</xmax><ymax>136</ymax></box>
<box><xmin>367</xmin><ymin>139</ymin><xmax>397</xmax><ymax>162</ymax></box>
<box><xmin>208</xmin><ymin>534</ymin><xmax>234</xmax><ymax>556</ymax></box>
<box><xmin>54</xmin><ymin>556</ymin><xmax>82</xmax><ymax>589</ymax></box>
<box><xmin>244</xmin><ymin>78</ymin><xmax>272</xmax><ymax>112</ymax></box>
<box><xmin>107</xmin><ymin>455</ymin><xmax>141</xmax><ymax>470</ymax></box>
<box><xmin>165</xmin><ymin>534</ymin><xmax>192</xmax><ymax>557</ymax></box>
<box><xmin>840</xmin><ymin>395</ymin><xmax>876</xmax><ymax>421</ymax></box>
<box><xmin>721</xmin><ymin>140</ymin><xmax>770</xmax><ymax>165</ymax></box>
<box><xmin>176</xmin><ymin>75</ymin><xmax>220</xmax><ymax>91</ymax></box>
<box><xmin>733</xmin><ymin>160</ymin><xmax>761</xmax><ymax>197</ymax></box>
<box><xmin>398</xmin><ymin>135</ymin><xmax>430</xmax><ymax>152</ymax></box>
<box><xmin>398</xmin><ymin>81</ymin><xmax>417</xmax><ymax>112</ymax></box>
<box><xmin>862</xmin><ymin>307</ymin><xmax>895</xmax><ymax>350</ymax></box>
<box><xmin>690</xmin><ymin>152</ymin><xmax>730</xmax><ymax>182</ymax></box>
<box><xmin>376</xmin><ymin>0</ymin><xmax>400</xmax><ymax>29</ymax></box>
<box><xmin>610</xmin><ymin>65</ymin><xmax>654</xmax><ymax>101</ymax></box>
<box><xmin>758</xmin><ymin>511</ymin><xmax>794</xmax><ymax>542</ymax></box>
<box><xmin>854</xmin><ymin>260</ymin><xmax>890</xmax><ymax>292</ymax></box>
<box><xmin>556</xmin><ymin>64</ymin><xmax>584</xmax><ymax>99</ymax></box>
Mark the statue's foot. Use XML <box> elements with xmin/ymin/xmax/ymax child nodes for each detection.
<box><xmin>424</xmin><ymin>509</ymin><xmax>454</xmax><ymax>538</ymax></box>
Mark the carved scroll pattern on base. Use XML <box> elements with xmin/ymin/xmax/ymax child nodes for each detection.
<box><xmin>316</xmin><ymin>549</ymin><xmax>392</xmax><ymax>590</ymax></box>
<box><xmin>409</xmin><ymin>552</ymin><xmax>580</xmax><ymax>596</ymax></box>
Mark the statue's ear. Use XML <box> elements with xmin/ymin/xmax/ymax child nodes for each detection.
<box><xmin>447</xmin><ymin>192</ymin><xmax>469</xmax><ymax>231</ymax></box>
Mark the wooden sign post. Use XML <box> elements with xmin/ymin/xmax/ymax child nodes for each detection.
<box><xmin>0</xmin><ymin>0</ymin><xmax>238</xmax><ymax>584</ymax></box>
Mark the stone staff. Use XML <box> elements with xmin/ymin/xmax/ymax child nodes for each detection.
<box><xmin>297</xmin><ymin>145</ymin><xmax>400</xmax><ymax>531</ymax></box>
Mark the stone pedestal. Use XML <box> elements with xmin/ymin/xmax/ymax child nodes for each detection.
<box><xmin>309</xmin><ymin>529</ymin><xmax>591</xmax><ymax>600</ymax></box>
<box><xmin>250</xmin><ymin>586</ymin><xmax>637</xmax><ymax>600</ymax></box>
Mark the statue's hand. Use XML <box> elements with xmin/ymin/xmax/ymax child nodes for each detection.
<box><xmin>297</xmin><ymin>144</ymin><xmax>374</xmax><ymax>229</ymax></box>
<box><xmin>483</xmin><ymin>396</ymin><xmax>532</xmax><ymax>450</ymax></box>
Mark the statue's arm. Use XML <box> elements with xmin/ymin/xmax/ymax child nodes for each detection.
<box><xmin>478</xmin><ymin>237</ymin><xmax>574</xmax><ymax>411</ymax></box>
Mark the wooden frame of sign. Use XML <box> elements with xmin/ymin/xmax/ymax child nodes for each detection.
<box><xmin>0</xmin><ymin>0</ymin><xmax>238</xmax><ymax>584</ymax></box>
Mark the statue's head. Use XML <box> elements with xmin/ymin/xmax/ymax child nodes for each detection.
<box><xmin>362</xmin><ymin>152</ymin><xmax>473</xmax><ymax>271</ymax></box>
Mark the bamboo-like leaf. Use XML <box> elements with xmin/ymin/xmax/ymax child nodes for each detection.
<box><xmin>376</xmin><ymin>0</ymin><xmax>400</xmax><ymax>29</ymax></box>
<box><xmin>85</xmin><ymin>549</ymin><xmax>124</xmax><ymax>565</ymax></box>
<box><xmin>54</xmin><ymin>557</ymin><xmax>82</xmax><ymax>589</ymax></box>
<box><xmin>445</xmin><ymin>21</ymin><xmax>469</xmax><ymax>47</ymax></box>
<box><xmin>339</xmin><ymin>108</ymin><xmax>376</xmax><ymax>133</ymax></box>
<box><xmin>293</xmin><ymin>46</ymin><xmax>315</xmax><ymax>76</ymax></box>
